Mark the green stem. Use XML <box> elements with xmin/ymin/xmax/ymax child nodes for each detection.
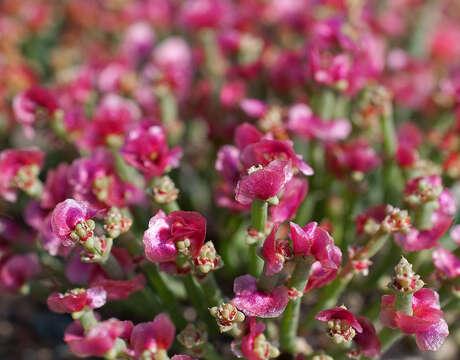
<box><xmin>200</xmin><ymin>273</ymin><xmax>224</xmax><ymax>307</ymax></box>
<box><xmin>249</xmin><ymin>244</ymin><xmax>263</xmax><ymax>277</ymax></box>
<box><xmin>100</xmin><ymin>253</ymin><xmax>125</xmax><ymax>280</ymax></box>
<box><xmin>161</xmin><ymin>200</ymin><xmax>180</xmax><ymax>214</ymax></box>
<box><xmin>394</xmin><ymin>292</ymin><xmax>413</xmax><ymax>315</ymax></box>
<box><xmin>280</xmin><ymin>298</ymin><xmax>301</xmax><ymax>354</ymax></box>
<box><xmin>281</xmin><ymin>258</ymin><xmax>312</xmax><ymax>353</ymax></box>
<box><xmin>379</xmin><ymin>327</ymin><xmax>403</xmax><ymax>353</ymax></box>
<box><xmin>414</xmin><ymin>201</ymin><xmax>438</xmax><ymax>230</ymax></box>
<box><xmin>251</xmin><ymin>199</ymin><xmax>267</xmax><ymax>232</ymax></box>
<box><xmin>79</xmin><ymin>310</ymin><xmax>98</xmax><ymax>331</ymax></box>
<box><xmin>183</xmin><ymin>274</ymin><xmax>218</xmax><ymax>334</ymax></box>
<box><xmin>141</xmin><ymin>262</ymin><xmax>186</xmax><ymax>328</ymax></box>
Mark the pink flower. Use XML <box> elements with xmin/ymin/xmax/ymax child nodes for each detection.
<box><xmin>90</xmin><ymin>274</ymin><xmax>146</xmax><ymax>301</ymax></box>
<box><xmin>234</xmin><ymin>123</ymin><xmax>264</xmax><ymax>150</ymax></box>
<box><xmin>127</xmin><ymin>313</ymin><xmax>175</xmax><ymax>359</ymax></box>
<box><xmin>153</xmin><ymin>37</ymin><xmax>193</xmax><ymax>97</ymax></box>
<box><xmin>122</xmin><ymin>22</ymin><xmax>155</xmax><ymax>62</ymax></box>
<box><xmin>356</xmin><ymin>205</ymin><xmax>387</xmax><ymax>236</ymax></box>
<box><xmin>179</xmin><ymin>0</ymin><xmax>234</xmax><ymax>30</ymax></box>
<box><xmin>121</xmin><ymin>121</ymin><xmax>182</xmax><ymax>179</ymax></box>
<box><xmin>380</xmin><ymin>289</ymin><xmax>449</xmax><ymax>351</ymax></box>
<box><xmin>64</xmin><ymin>318</ymin><xmax>133</xmax><ymax>357</ymax></box>
<box><xmin>240</xmin><ymin>319</ymin><xmax>279</xmax><ymax>360</ymax></box>
<box><xmin>315</xmin><ymin>306</ymin><xmax>363</xmax><ymax>343</ymax></box>
<box><xmin>220</xmin><ymin>80</ymin><xmax>246</xmax><ymax>108</ymax></box>
<box><xmin>47</xmin><ymin>286</ymin><xmax>107</xmax><ymax>314</ymax></box>
<box><xmin>396</xmin><ymin>144</ymin><xmax>417</xmax><ymax>168</ymax></box>
<box><xmin>326</xmin><ymin>140</ymin><xmax>381</xmax><ymax>178</ymax></box>
<box><xmin>262</xmin><ymin>224</ymin><xmax>293</xmax><ymax>276</ymax></box>
<box><xmin>432</xmin><ymin>247</ymin><xmax>460</xmax><ymax>279</ymax></box>
<box><xmin>287</xmin><ymin>103</ymin><xmax>351</xmax><ymax>142</ymax></box>
<box><xmin>353</xmin><ymin>316</ymin><xmax>382</xmax><ymax>358</ymax></box>
<box><xmin>82</xmin><ymin>94</ymin><xmax>140</xmax><ymax>149</ymax></box>
<box><xmin>235</xmin><ymin>160</ymin><xmax>291</xmax><ymax>205</ymax></box>
<box><xmin>451</xmin><ymin>225</ymin><xmax>460</xmax><ymax>246</ymax></box>
<box><xmin>232</xmin><ymin>274</ymin><xmax>289</xmax><ymax>318</ymax></box>
<box><xmin>270</xmin><ymin>177</ymin><xmax>308</xmax><ymax>223</ymax></box>
<box><xmin>289</xmin><ymin>222</ymin><xmax>342</xmax><ymax>291</ymax></box>
<box><xmin>12</xmin><ymin>86</ymin><xmax>57</xmax><ymax>137</ymax></box>
<box><xmin>240</xmin><ymin>99</ymin><xmax>267</xmax><ymax>118</ymax></box>
<box><xmin>143</xmin><ymin>210</ymin><xmax>206</xmax><ymax>263</ymax></box>
<box><xmin>0</xmin><ymin>253</ymin><xmax>41</xmax><ymax>292</ymax></box>
<box><xmin>51</xmin><ymin>199</ymin><xmax>98</xmax><ymax>247</ymax></box>
<box><xmin>41</xmin><ymin>163</ymin><xmax>71</xmax><ymax>209</ymax></box>
<box><xmin>69</xmin><ymin>148</ymin><xmax>142</xmax><ymax>209</ymax></box>
<box><xmin>240</xmin><ymin>139</ymin><xmax>313</xmax><ymax>176</ymax></box>
<box><xmin>0</xmin><ymin>148</ymin><xmax>44</xmax><ymax>202</ymax></box>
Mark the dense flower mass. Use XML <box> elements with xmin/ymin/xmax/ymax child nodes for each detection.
<box><xmin>1</xmin><ymin>1</ymin><xmax>460</xmax><ymax>359</ymax></box>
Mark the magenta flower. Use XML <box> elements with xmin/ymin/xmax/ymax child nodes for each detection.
<box><xmin>240</xmin><ymin>139</ymin><xmax>313</xmax><ymax>176</ymax></box>
<box><xmin>143</xmin><ymin>210</ymin><xmax>206</xmax><ymax>263</ymax></box>
<box><xmin>64</xmin><ymin>318</ymin><xmax>133</xmax><ymax>357</ymax></box>
<box><xmin>51</xmin><ymin>199</ymin><xmax>98</xmax><ymax>247</ymax></box>
<box><xmin>0</xmin><ymin>148</ymin><xmax>44</xmax><ymax>202</ymax></box>
<box><xmin>380</xmin><ymin>289</ymin><xmax>449</xmax><ymax>351</ymax></box>
<box><xmin>69</xmin><ymin>148</ymin><xmax>142</xmax><ymax>209</ymax></box>
<box><xmin>0</xmin><ymin>253</ymin><xmax>41</xmax><ymax>292</ymax></box>
<box><xmin>12</xmin><ymin>86</ymin><xmax>57</xmax><ymax>138</ymax></box>
<box><xmin>127</xmin><ymin>313</ymin><xmax>175</xmax><ymax>359</ymax></box>
<box><xmin>240</xmin><ymin>99</ymin><xmax>267</xmax><ymax>118</ymax></box>
<box><xmin>315</xmin><ymin>306</ymin><xmax>363</xmax><ymax>343</ymax></box>
<box><xmin>353</xmin><ymin>316</ymin><xmax>382</xmax><ymax>358</ymax></box>
<box><xmin>287</xmin><ymin>103</ymin><xmax>351</xmax><ymax>142</ymax></box>
<box><xmin>270</xmin><ymin>177</ymin><xmax>308</xmax><ymax>223</ymax></box>
<box><xmin>262</xmin><ymin>223</ymin><xmax>293</xmax><ymax>276</ymax></box>
<box><xmin>451</xmin><ymin>225</ymin><xmax>460</xmax><ymax>246</ymax></box>
<box><xmin>41</xmin><ymin>163</ymin><xmax>71</xmax><ymax>209</ymax></box>
<box><xmin>47</xmin><ymin>286</ymin><xmax>107</xmax><ymax>314</ymax></box>
<box><xmin>121</xmin><ymin>121</ymin><xmax>182</xmax><ymax>179</ymax></box>
<box><xmin>90</xmin><ymin>274</ymin><xmax>146</xmax><ymax>301</ymax></box>
<box><xmin>82</xmin><ymin>94</ymin><xmax>140</xmax><ymax>149</ymax></box>
<box><xmin>121</xmin><ymin>22</ymin><xmax>155</xmax><ymax>62</ymax></box>
<box><xmin>289</xmin><ymin>222</ymin><xmax>342</xmax><ymax>291</ymax></box>
<box><xmin>179</xmin><ymin>0</ymin><xmax>233</xmax><ymax>30</ymax></box>
<box><xmin>234</xmin><ymin>123</ymin><xmax>264</xmax><ymax>150</ymax></box>
<box><xmin>220</xmin><ymin>80</ymin><xmax>246</xmax><ymax>108</ymax></box>
<box><xmin>326</xmin><ymin>140</ymin><xmax>381</xmax><ymax>178</ymax></box>
<box><xmin>235</xmin><ymin>160</ymin><xmax>291</xmax><ymax>205</ymax></box>
<box><xmin>432</xmin><ymin>247</ymin><xmax>460</xmax><ymax>279</ymax></box>
<box><xmin>153</xmin><ymin>37</ymin><xmax>193</xmax><ymax>97</ymax></box>
<box><xmin>356</xmin><ymin>205</ymin><xmax>387</xmax><ymax>236</ymax></box>
<box><xmin>232</xmin><ymin>274</ymin><xmax>289</xmax><ymax>318</ymax></box>
<box><xmin>240</xmin><ymin>319</ymin><xmax>280</xmax><ymax>360</ymax></box>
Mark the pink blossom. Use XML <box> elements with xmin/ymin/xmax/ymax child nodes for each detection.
<box><xmin>289</xmin><ymin>222</ymin><xmax>342</xmax><ymax>291</ymax></box>
<box><xmin>356</xmin><ymin>205</ymin><xmax>387</xmax><ymax>236</ymax></box>
<box><xmin>316</xmin><ymin>306</ymin><xmax>363</xmax><ymax>333</ymax></box>
<box><xmin>121</xmin><ymin>121</ymin><xmax>182</xmax><ymax>179</ymax></box>
<box><xmin>143</xmin><ymin>210</ymin><xmax>206</xmax><ymax>263</ymax></box>
<box><xmin>240</xmin><ymin>319</ymin><xmax>278</xmax><ymax>360</ymax></box>
<box><xmin>380</xmin><ymin>289</ymin><xmax>448</xmax><ymax>351</ymax></box>
<box><xmin>47</xmin><ymin>286</ymin><xmax>107</xmax><ymax>314</ymax></box>
<box><xmin>64</xmin><ymin>318</ymin><xmax>133</xmax><ymax>357</ymax></box>
<box><xmin>41</xmin><ymin>163</ymin><xmax>71</xmax><ymax>209</ymax></box>
<box><xmin>235</xmin><ymin>160</ymin><xmax>291</xmax><ymax>205</ymax></box>
<box><xmin>262</xmin><ymin>224</ymin><xmax>293</xmax><ymax>276</ymax></box>
<box><xmin>90</xmin><ymin>274</ymin><xmax>146</xmax><ymax>301</ymax></box>
<box><xmin>240</xmin><ymin>99</ymin><xmax>267</xmax><ymax>118</ymax></box>
<box><xmin>432</xmin><ymin>247</ymin><xmax>460</xmax><ymax>279</ymax></box>
<box><xmin>122</xmin><ymin>22</ymin><xmax>155</xmax><ymax>62</ymax></box>
<box><xmin>451</xmin><ymin>225</ymin><xmax>460</xmax><ymax>246</ymax></box>
<box><xmin>240</xmin><ymin>139</ymin><xmax>313</xmax><ymax>176</ymax></box>
<box><xmin>220</xmin><ymin>80</ymin><xmax>246</xmax><ymax>108</ymax></box>
<box><xmin>12</xmin><ymin>86</ymin><xmax>57</xmax><ymax>137</ymax></box>
<box><xmin>0</xmin><ymin>253</ymin><xmax>41</xmax><ymax>292</ymax></box>
<box><xmin>0</xmin><ymin>148</ymin><xmax>44</xmax><ymax>202</ymax></box>
<box><xmin>179</xmin><ymin>0</ymin><xmax>234</xmax><ymax>30</ymax></box>
<box><xmin>232</xmin><ymin>274</ymin><xmax>289</xmax><ymax>318</ymax></box>
<box><xmin>69</xmin><ymin>148</ymin><xmax>142</xmax><ymax>209</ymax></box>
<box><xmin>326</xmin><ymin>140</ymin><xmax>381</xmax><ymax>178</ymax></box>
<box><xmin>82</xmin><ymin>94</ymin><xmax>140</xmax><ymax>149</ymax></box>
<box><xmin>354</xmin><ymin>315</ymin><xmax>382</xmax><ymax>358</ymax></box>
<box><xmin>287</xmin><ymin>103</ymin><xmax>351</xmax><ymax>141</ymax></box>
<box><xmin>270</xmin><ymin>177</ymin><xmax>308</xmax><ymax>223</ymax></box>
<box><xmin>127</xmin><ymin>313</ymin><xmax>175</xmax><ymax>359</ymax></box>
<box><xmin>234</xmin><ymin>123</ymin><xmax>264</xmax><ymax>150</ymax></box>
<box><xmin>51</xmin><ymin>199</ymin><xmax>98</xmax><ymax>246</ymax></box>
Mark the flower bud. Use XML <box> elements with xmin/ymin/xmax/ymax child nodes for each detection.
<box><xmin>193</xmin><ymin>241</ymin><xmax>222</xmax><ymax>274</ymax></box>
<box><xmin>151</xmin><ymin>176</ymin><xmax>179</xmax><ymax>204</ymax></box>
<box><xmin>389</xmin><ymin>257</ymin><xmax>424</xmax><ymax>293</ymax></box>
<box><xmin>104</xmin><ymin>207</ymin><xmax>133</xmax><ymax>238</ymax></box>
<box><xmin>209</xmin><ymin>302</ymin><xmax>245</xmax><ymax>332</ymax></box>
<box><xmin>177</xmin><ymin>323</ymin><xmax>207</xmax><ymax>350</ymax></box>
